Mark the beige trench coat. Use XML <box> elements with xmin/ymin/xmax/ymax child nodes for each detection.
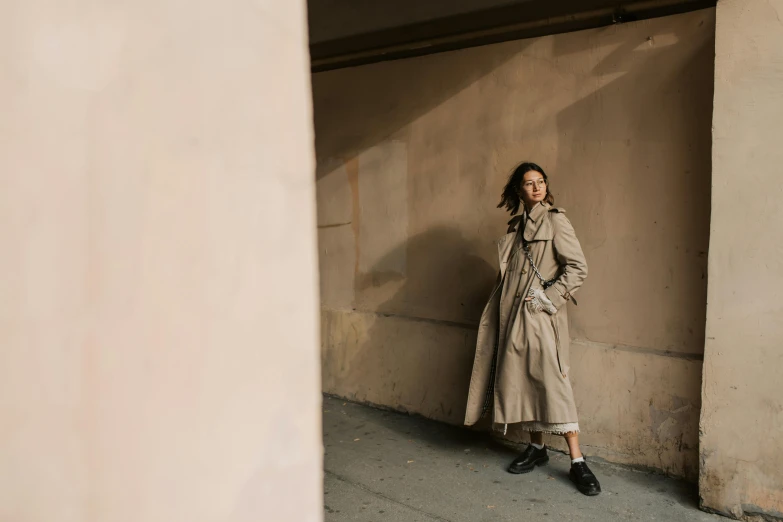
<box><xmin>464</xmin><ymin>202</ymin><xmax>588</xmax><ymax>426</ymax></box>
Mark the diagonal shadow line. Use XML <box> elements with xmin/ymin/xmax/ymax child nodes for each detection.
<box><xmin>325</xmin><ymin>469</ymin><xmax>455</xmax><ymax>522</ymax></box>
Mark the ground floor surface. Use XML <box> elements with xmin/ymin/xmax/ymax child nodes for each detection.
<box><xmin>323</xmin><ymin>395</ymin><xmax>724</xmax><ymax>522</ymax></box>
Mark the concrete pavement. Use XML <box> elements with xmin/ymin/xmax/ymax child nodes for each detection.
<box><xmin>323</xmin><ymin>395</ymin><xmax>726</xmax><ymax>522</ymax></box>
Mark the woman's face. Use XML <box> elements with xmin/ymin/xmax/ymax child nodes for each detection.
<box><xmin>519</xmin><ymin>170</ymin><xmax>547</xmax><ymax>208</ymax></box>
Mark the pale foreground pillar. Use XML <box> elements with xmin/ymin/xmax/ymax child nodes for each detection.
<box><xmin>0</xmin><ymin>1</ymin><xmax>321</xmax><ymax>521</ymax></box>
<box><xmin>700</xmin><ymin>0</ymin><xmax>783</xmax><ymax>518</ymax></box>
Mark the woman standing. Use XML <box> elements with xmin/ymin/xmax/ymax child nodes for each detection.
<box><xmin>464</xmin><ymin>162</ymin><xmax>601</xmax><ymax>496</ymax></box>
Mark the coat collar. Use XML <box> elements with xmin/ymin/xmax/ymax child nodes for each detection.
<box><xmin>506</xmin><ymin>202</ymin><xmax>550</xmax><ymax>232</ymax></box>
<box><xmin>524</xmin><ymin>202</ymin><xmax>554</xmax><ymax>242</ymax></box>
<box><xmin>526</xmin><ymin>202</ymin><xmax>548</xmax><ymax>223</ymax></box>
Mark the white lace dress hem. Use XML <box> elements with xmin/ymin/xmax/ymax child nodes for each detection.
<box><xmin>517</xmin><ymin>421</ymin><xmax>580</xmax><ymax>435</ymax></box>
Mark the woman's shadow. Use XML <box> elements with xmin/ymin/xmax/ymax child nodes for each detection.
<box><xmin>353</xmin><ymin>226</ymin><xmax>510</xmax><ymax>450</ymax></box>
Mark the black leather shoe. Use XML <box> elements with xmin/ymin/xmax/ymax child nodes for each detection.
<box><xmin>508</xmin><ymin>445</ymin><xmax>549</xmax><ymax>474</ymax></box>
<box><xmin>570</xmin><ymin>460</ymin><xmax>601</xmax><ymax>496</ymax></box>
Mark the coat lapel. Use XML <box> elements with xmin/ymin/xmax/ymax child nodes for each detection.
<box><xmin>523</xmin><ymin>202</ymin><xmax>554</xmax><ymax>242</ymax></box>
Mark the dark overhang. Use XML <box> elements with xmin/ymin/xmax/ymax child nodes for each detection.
<box><xmin>310</xmin><ymin>0</ymin><xmax>716</xmax><ymax>72</ymax></box>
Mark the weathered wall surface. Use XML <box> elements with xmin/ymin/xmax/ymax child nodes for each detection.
<box><xmin>700</xmin><ymin>0</ymin><xmax>783</xmax><ymax>518</ymax></box>
<box><xmin>315</xmin><ymin>10</ymin><xmax>714</xmax><ymax>479</ymax></box>
<box><xmin>0</xmin><ymin>1</ymin><xmax>321</xmax><ymax>521</ymax></box>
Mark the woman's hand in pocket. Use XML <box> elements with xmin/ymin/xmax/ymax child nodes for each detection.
<box><xmin>525</xmin><ymin>288</ymin><xmax>557</xmax><ymax>315</ymax></box>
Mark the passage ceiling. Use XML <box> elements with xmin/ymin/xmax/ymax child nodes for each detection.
<box><xmin>308</xmin><ymin>0</ymin><xmax>715</xmax><ymax>71</ymax></box>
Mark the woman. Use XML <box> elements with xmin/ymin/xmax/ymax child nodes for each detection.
<box><xmin>464</xmin><ymin>162</ymin><xmax>601</xmax><ymax>496</ymax></box>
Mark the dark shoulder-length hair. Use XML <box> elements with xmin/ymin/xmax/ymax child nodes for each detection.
<box><xmin>497</xmin><ymin>161</ymin><xmax>555</xmax><ymax>215</ymax></box>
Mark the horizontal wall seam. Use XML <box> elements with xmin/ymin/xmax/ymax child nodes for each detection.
<box><xmin>571</xmin><ymin>339</ymin><xmax>704</xmax><ymax>362</ymax></box>
<box><xmin>324</xmin><ymin>307</ymin><xmax>479</xmax><ymax>330</ymax></box>
<box><xmin>318</xmin><ymin>221</ymin><xmax>353</xmax><ymax>229</ymax></box>
<box><xmin>322</xmin><ymin>307</ymin><xmax>704</xmax><ymax>361</ymax></box>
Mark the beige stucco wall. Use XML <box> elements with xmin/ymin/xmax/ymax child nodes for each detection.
<box><xmin>315</xmin><ymin>10</ymin><xmax>714</xmax><ymax>479</ymax></box>
<box><xmin>0</xmin><ymin>1</ymin><xmax>321</xmax><ymax>521</ymax></box>
<box><xmin>700</xmin><ymin>0</ymin><xmax>783</xmax><ymax>518</ymax></box>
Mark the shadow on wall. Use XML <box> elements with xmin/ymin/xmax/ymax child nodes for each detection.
<box><xmin>321</xmin><ymin>227</ymin><xmax>496</xmax><ymax>421</ymax></box>
<box><xmin>312</xmin><ymin>41</ymin><xmax>527</xmax><ymax>173</ymax></box>
<box><xmin>359</xmin><ymin>227</ymin><xmax>496</xmax><ymax>324</ymax></box>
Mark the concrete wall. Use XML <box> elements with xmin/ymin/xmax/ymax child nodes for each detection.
<box><xmin>0</xmin><ymin>1</ymin><xmax>321</xmax><ymax>521</ymax></box>
<box><xmin>315</xmin><ymin>10</ymin><xmax>714</xmax><ymax>479</ymax></box>
<box><xmin>700</xmin><ymin>0</ymin><xmax>783</xmax><ymax>518</ymax></box>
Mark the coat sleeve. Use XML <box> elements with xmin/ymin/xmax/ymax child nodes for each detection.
<box><xmin>544</xmin><ymin>212</ymin><xmax>588</xmax><ymax>310</ymax></box>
